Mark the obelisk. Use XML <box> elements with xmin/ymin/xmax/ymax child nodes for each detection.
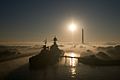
<box><xmin>82</xmin><ymin>28</ymin><xmax>84</xmax><ymax>44</ymax></box>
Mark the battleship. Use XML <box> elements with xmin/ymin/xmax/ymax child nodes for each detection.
<box><xmin>29</xmin><ymin>37</ymin><xmax>64</xmax><ymax>69</ymax></box>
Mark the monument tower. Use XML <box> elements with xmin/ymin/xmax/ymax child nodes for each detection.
<box><xmin>82</xmin><ymin>28</ymin><xmax>84</xmax><ymax>44</ymax></box>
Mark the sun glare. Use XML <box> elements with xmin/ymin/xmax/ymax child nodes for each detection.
<box><xmin>71</xmin><ymin>52</ymin><xmax>75</xmax><ymax>57</ymax></box>
<box><xmin>68</xmin><ymin>23</ymin><xmax>77</xmax><ymax>32</ymax></box>
<box><xmin>70</xmin><ymin>52</ymin><xmax>77</xmax><ymax>66</ymax></box>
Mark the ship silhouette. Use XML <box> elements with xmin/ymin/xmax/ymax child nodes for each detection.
<box><xmin>29</xmin><ymin>37</ymin><xmax>64</xmax><ymax>69</ymax></box>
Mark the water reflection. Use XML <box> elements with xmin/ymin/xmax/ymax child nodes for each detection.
<box><xmin>71</xmin><ymin>52</ymin><xmax>75</xmax><ymax>57</ymax></box>
<box><xmin>71</xmin><ymin>67</ymin><xmax>76</xmax><ymax>78</ymax></box>
<box><xmin>69</xmin><ymin>52</ymin><xmax>77</xmax><ymax>67</ymax></box>
<box><xmin>59</xmin><ymin>52</ymin><xmax>79</xmax><ymax>67</ymax></box>
<box><xmin>62</xmin><ymin>52</ymin><xmax>78</xmax><ymax>78</ymax></box>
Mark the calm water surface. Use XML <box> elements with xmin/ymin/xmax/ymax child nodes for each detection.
<box><xmin>6</xmin><ymin>52</ymin><xmax>120</xmax><ymax>80</ymax></box>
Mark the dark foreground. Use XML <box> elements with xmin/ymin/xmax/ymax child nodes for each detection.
<box><xmin>0</xmin><ymin>55</ymin><xmax>120</xmax><ymax>80</ymax></box>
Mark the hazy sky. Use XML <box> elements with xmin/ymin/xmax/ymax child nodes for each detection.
<box><xmin>0</xmin><ymin>0</ymin><xmax>120</xmax><ymax>42</ymax></box>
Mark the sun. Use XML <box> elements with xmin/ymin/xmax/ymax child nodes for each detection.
<box><xmin>68</xmin><ymin>23</ymin><xmax>77</xmax><ymax>32</ymax></box>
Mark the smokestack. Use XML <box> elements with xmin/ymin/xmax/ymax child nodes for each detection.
<box><xmin>82</xmin><ymin>28</ymin><xmax>84</xmax><ymax>44</ymax></box>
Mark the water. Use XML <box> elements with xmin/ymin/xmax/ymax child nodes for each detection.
<box><xmin>6</xmin><ymin>52</ymin><xmax>120</xmax><ymax>80</ymax></box>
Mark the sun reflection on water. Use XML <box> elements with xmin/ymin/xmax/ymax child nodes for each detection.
<box><xmin>71</xmin><ymin>67</ymin><xmax>76</xmax><ymax>78</ymax></box>
<box><xmin>71</xmin><ymin>52</ymin><xmax>75</xmax><ymax>57</ymax></box>
<box><xmin>59</xmin><ymin>52</ymin><xmax>78</xmax><ymax>78</ymax></box>
<box><xmin>69</xmin><ymin>52</ymin><xmax>77</xmax><ymax>78</ymax></box>
<box><xmin>69</xmin><ymin>52</ymin><xmax>78</xmax><ymax>67</ymax></box>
